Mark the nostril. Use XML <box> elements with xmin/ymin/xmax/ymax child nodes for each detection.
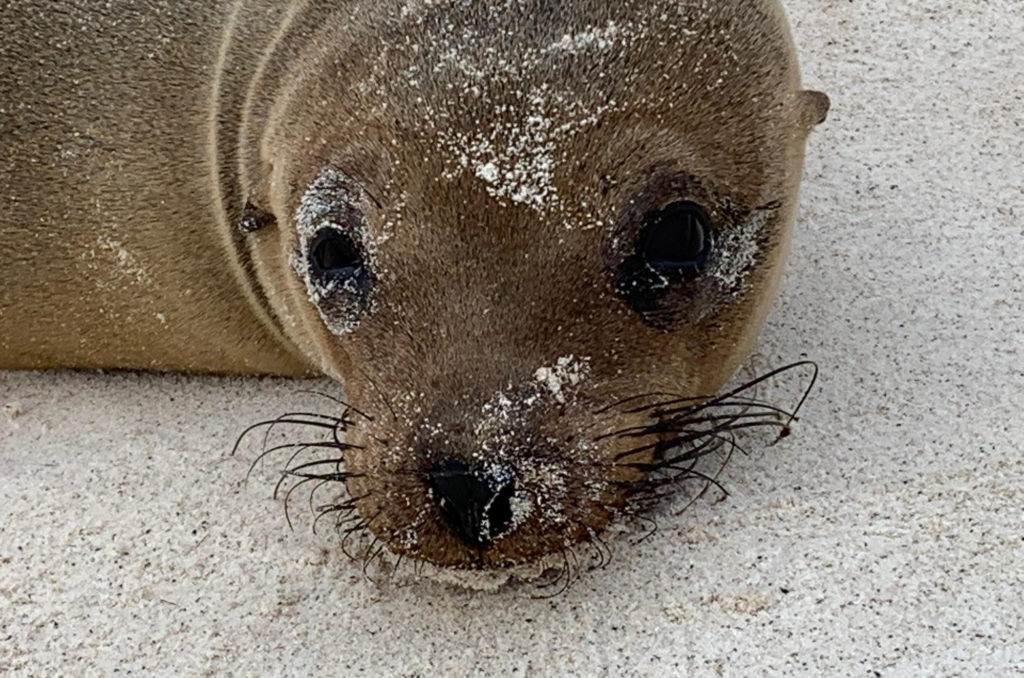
<box><xmin>427</xmin><ymin>459</ymin><xmax>515</xmax><ymax>548</ymax></box>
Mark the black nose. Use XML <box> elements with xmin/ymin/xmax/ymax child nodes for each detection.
<box><xmin>427</xmin><ymin>459</ymin><xmax>515</xmax><ymax>548</ymax></box>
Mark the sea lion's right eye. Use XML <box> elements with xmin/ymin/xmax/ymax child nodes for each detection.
<box><xmin>640</xmin><ymin>201</ymin><xmax>713</xmax><ymax>274</ymax></box>
<box><xmin>293</xmin><ymin>168</ymin><xmax>377</xmax><ymax>335</ymax></box>
<box><xmin>309</xmin><ymin>228</ymin><xmax>363</xmax><ymax>281</ymax></box>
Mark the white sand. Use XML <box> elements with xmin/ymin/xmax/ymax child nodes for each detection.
<box><xmin>2</xmin><ymin>1</ymin><xmax>1022</xmax><ymax>675</ymax></box>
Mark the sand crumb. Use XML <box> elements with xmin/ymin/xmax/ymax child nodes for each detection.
<box><xmin>3</xmin><ymin>401</ymin><xmax>24</xmax><ymax>420</ymax></box>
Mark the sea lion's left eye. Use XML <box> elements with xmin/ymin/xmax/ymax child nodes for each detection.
<box><xmin>310</xmin><ymin>228</ymin><xmax>363</xmax><ymax>280</ymax></box>
<box><xmin>641</xmin><ymin>201</ymin><xmax>712</xmax><ymax>273</ymax></box>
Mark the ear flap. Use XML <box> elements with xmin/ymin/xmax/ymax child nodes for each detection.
<box><xmin>238</xmin><ymin>176</ymin><xmax>277</xmax><ymax>233</ymax></box>
<box><xmin>797</xmin><ymin>90</ymin><xmax>831</xmax><ymax>129</ymax></box>
<box><xmin>239</xmin><ymin>199</ymin><xmax>277</xmax><ymax>233</ymax></box>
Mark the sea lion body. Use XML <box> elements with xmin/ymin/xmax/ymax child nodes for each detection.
<box><xmin>1</xmin><ymin>1</ymin><xmax>828</xmax><ymax>572</ymax></box>
<box><xmin>0</xmin><ymin>2</ymin><xmax>311</xmax><ymax>374</ymax></box>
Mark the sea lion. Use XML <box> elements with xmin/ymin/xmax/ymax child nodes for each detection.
<box><xmin>0</xmin><ymin>0</ymin><xmax>828</xmax><ymax>574</ymax></box>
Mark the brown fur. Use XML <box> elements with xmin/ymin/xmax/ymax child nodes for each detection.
<box><xmin>0</xmin><ymin>0</ymin><xmax>827</xmax><ymax>571</ymax></box>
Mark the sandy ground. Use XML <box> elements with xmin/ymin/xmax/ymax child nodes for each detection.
<box><xmin>2</xmin><ymin>1</ymin><xmax>1022</xmax><ymax>676</ymax></box>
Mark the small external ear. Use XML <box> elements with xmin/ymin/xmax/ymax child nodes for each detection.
<box><xmin>238</xmin><ymin>199</ymin><xmax>276</xmax><ymax>233</ymax></box>
<box><xmin>797</xmin><ymin>90</ymin><xmax>831</xmax><ymax>129</ymax></box>
<box><xmin>237</xmin><ymin>172</ymin><xmax>277</xmax><ymax>233</ymax></box>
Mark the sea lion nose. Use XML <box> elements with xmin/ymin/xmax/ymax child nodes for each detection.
<box><xmin>427</xmin><ymin>459</ymin><xmax>515</xmax><ymax>548</ymax></box>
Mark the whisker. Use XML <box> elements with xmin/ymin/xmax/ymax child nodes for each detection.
<box><xmin>593</xmin><ymin>391</ymin><xmax>684</xmax><ymax>415</ymax></box>
<box><xmin>649</xmin><ymin>398</ymin><xmax>797</xmax><ymax>423</ymax></box>
<box><xmin>253</xmin><ymin>442</ymin><xmax>314</xmax><ymax>485</ymax></box>
<box><xmin>258</xmin><ymin>416</ymin><xmax>345</xmax><ymax>463</ymax></box>
<box><xmin>600</xmin><ymin>407</ymin><xmax>793</xmax><ymax>442</ymax></box>
<box><xmin>247</xmin><ymin>441</ymin><xmax>355</xmax><ymax>480</ymax></box>
<box><xmin>531</xmin><ymin>548</ymin><xmax>573</xmax><ymax>599</ymax></box>
<box><xmin>342</xmin><ymin>508</ymin><xmax>384</xmax><ymax>561</ymax></box>
<box><xmin>602</xmin><ymin>361</ymin><xmax>817</xmax><ymax>421</ymax></box>
<box><xmin>294</xmin><ymin>390</ymin><xmax>375</xmax><ymax>422</ymax></box>
<box><xmin>231</xmin><ymin>416</ymin><xmax>344</xmax><ymax>458</ymax></box>
<box><xmin>281</xmin><ymin>476</ymin><xmax>322</xmax><ymax>529</ymax></box>
<box><xmin>588</xmin><ymin>525</ymin><xmax>613</xmax><ymax>571</ymax></box>
<box><xmin>676</xmin><ymin>361</ymin><xmax>816</xmax><ymax>428</ymax></box>
<box><xmin>628</xmin><ymin>509</ymin><xmax>659</xmax><ymax>543</ymax></box>
<box><xmin>282</xmin><ymin>457</ymin><xmax>358</xmax><ymax>477</ymax></box>
<box><xmin>361</xmin><ymin>536</ymin><xmax>386</xmax><ymax>581</ymax></box>
<box><xmin>313</xmin><ymin>505</ymin><xmax>351</xmax><ymax>536</ymax></box>
<box><xmin>340</xmin><ymin>520</ymin><xmax>369</xmax><ymax>561</ymax></box>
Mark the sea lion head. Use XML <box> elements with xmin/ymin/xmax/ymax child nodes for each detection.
<box><xmin>236</xmin><ymin>0</ymin><xmax>828</xmax><ymax>571</ymax></box>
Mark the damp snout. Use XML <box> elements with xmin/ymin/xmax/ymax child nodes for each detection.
<box><xmin>427</xmin><ymin>459</ymin><xmax>515</xmax><ymax>548</ymax></box>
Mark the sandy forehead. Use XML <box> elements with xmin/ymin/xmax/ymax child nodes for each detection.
<box><xmin>336</xmin><ymin>1</ymin><xmax>789</xmax><ymax>221</ymax></box>
<box><xmin>380</xmin><ymin>15</ymin><xmax>653</xmax><ymax>224</ymax></box>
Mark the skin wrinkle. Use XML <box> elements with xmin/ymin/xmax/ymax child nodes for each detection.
<box><xmin>1</xmin><ymin>0</ymin><xmax>828</xmax><ymax>577</ymax></box>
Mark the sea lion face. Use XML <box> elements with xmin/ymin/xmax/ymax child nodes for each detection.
<box><xmin>246</xmin><ymin>0</ymin><xmax>828</xmax><ymax>570</ymax></box>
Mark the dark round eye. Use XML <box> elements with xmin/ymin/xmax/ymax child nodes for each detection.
<box><xmin>309</xmin><ymin>228</ymin><xmax>362</xmax><ymax>279</ymax></box>
<box><xmin>641</xmin><ymin>201</ymin><xmax>712</xmax><ymax>272</ymax></box>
